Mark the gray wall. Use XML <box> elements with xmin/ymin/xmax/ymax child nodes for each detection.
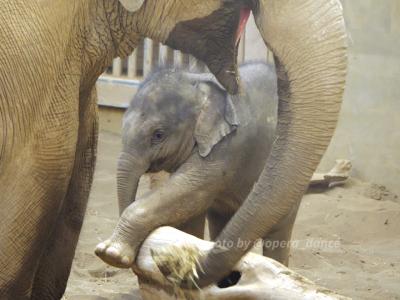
<box><xmin>243</xmin><ymin>1</ymin><xmax>400</xmax><ymax>194</ymax></box>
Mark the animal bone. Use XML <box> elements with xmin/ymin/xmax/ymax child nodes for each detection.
<box><xmin>133</xmin><ymin>226</ymin><xmax>350</xmax><ymax>300</ymax></box>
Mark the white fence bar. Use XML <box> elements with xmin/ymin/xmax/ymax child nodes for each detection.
<box><xmin>238</xmin><ymin>31</ymin><xmax>246</xmax><ymax>63</ymax></box>
<box><xmin>143</xmin><ymin>38</ymin><xmax>154</xmax><ymax>77</ymax></box>
<box><xmin>173</xmin><ymin>50</ymin><xmax>184</xmax><ymax>69</ymax></box>
<box><xmin>188</xmin><ymin>55</ymin><xmax>197</xmax><ymax>72</ymax></box>
<box><xmin>266</xmin><ymin>48</ymin><xmax>274</xmax><ymax>64</ymax></box>
<box><xmin>127</xmin><ymin>50</ymin><xmax>138</xmax><ymax>78</ymax></box>
<box><xmin>159</xmin><ymin>44</ymin><xmax>169</xmax><ymax>67</ymax></box>
<box><xmin>112</xmin><ymin>57</ymin><xmax>122</xmax><ymax>77</ymax></box>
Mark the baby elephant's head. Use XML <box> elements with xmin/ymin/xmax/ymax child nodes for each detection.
<box><xmin>117</xmin><ymin>69</ymin><xmax>238</xmax><ymax>212</ymax></box>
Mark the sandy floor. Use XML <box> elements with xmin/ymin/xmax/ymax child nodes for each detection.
<box><xmin>64</xmin><ymin>131</ymin><xmax>400</xmax><ymax>300</ymax></box>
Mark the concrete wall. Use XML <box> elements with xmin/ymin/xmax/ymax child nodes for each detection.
<box><xmin>242</xmin><ymin>1</ymin><xmax>400</xmax><ymax>194</ymax></box>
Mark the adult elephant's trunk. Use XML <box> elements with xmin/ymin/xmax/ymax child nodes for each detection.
<box><xmin>198</xmin><ymin>0</ymin><xmax>348</xmax><ymax>286</ymax></box>
<box><xmin>117</xmin><ymin>151</ymin><xmax>148</xmax><ymax>215</ymax></box>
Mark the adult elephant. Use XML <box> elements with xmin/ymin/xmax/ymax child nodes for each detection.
<box><xmin>0</xmin><ymin>0</ymin><xmax>347</xmax><ymax>298</ymax></box>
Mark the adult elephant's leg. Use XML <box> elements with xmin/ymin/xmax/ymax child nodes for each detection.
<box><xmin>0</xmin><ymin>185</ymin><xmax>66</xmax><ymax>299</ymax></box>
<box><xmin>0</xmin><ymin>127</ymin><xmax>78</xmax><ymax>298</ymax></box>
<box><xmin>31</xmin><ymin>91</ymin><xmax>99</xmax><ymax>300</ymax></box>
<box><xmin>262</xmin><ymin>200</ymin><xmax>301</xmax><ymax>266</ymax></box>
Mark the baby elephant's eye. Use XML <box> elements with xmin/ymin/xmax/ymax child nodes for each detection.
<box><xmin>151</xmin><ymin>129</ymin><xmax>166</xmax><ymax>145</ymax></box>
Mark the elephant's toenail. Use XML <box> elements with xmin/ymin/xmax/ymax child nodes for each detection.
<box><xmin>121</xmin><ymin>256</ymin><xmax>131</xmax><ymax>265</ymax></box>
<box><xmin>96</xmin><ymin>243</ymin><xmax>106</xmax><ymax>252</ymax></box>
<box><xmin>107</xmin><ymin>247</ymin><xmax>119</xmax><ymax>257</ymax></box>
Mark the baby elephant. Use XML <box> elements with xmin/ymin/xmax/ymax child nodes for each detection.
<box><xmin>96</xmin><ymin>62</ymin><xmax>300</xmax><ymax>268</ymax></box>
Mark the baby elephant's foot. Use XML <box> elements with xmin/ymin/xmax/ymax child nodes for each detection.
<box><xmin>95</xmin><ymin>239</ymin><xmax>135</xmax><ymax>268</ymax></box>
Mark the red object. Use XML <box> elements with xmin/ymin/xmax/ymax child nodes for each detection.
<box><xmin>236</xmin><ymin>7</ymin><xmax>251</xmax><ymax>45</ymax></box>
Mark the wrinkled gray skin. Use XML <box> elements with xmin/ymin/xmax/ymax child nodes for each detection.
<box><xmin>93</xmin><ymin>1</ymin><xmax>348</xmax><ymax>288</ymax></box>
<box><xmin>0</xmin><ymin>0</ymin><xmax>347</xmax><ymax>296</ymax></box>
<box><xmin>95</xmin><ymin>62</ymin><xmax>300</xmax><ymax>271</ymax></box>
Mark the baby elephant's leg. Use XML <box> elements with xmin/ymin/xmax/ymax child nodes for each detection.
<box><xmin>179</xmin><ymin>213</ymin><xmax>206</xmax><ymax>239</ymax></box>
<box><xmin>95</xmin><ymin>156</ymin><xmax>224</xmax><ymax>268</ymax></box>
<box><xmin>262</xmin><ymin>200</ymin><xmax>301</xmax><ymax>266</ymax></box>
<box><xmin>207</xmin><ymin>209</ymin><xmax>232</xmax><ymax>241</ymax></box>
<box><xmin>148</xmin><ymin>172</ymin><xmax>206</xmax><ymax>238</ymax></box>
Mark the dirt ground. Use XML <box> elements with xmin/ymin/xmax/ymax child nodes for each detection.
<box><xmin>64</xmin><ymin>131</ymin><xmax>400</xmax><ymax>300</ymax></box>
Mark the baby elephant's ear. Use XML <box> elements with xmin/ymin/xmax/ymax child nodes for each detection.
<box><xmin>194</xmin><ymin>82</ymin><xmax>239</xmax><ymax>157</ymax></box>
<box><xmin>118</xmin><ymin>0</ymin><xmax>144</xmax><ymax>12</ymax></box>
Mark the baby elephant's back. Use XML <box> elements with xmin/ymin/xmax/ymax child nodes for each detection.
<box><xmin>218</xmin><ymin>62</ymin><xmax>278</xmax><ymax>201</ymax></box>
<box><xmin>231</xmin><ymin>62</ymin><xmax>278</xmax><ymax>154</ymax></box>
<box><xmin>239</xmin><ymin>62</ymin><xmax>278</xmax><ymax>127</ymax></box>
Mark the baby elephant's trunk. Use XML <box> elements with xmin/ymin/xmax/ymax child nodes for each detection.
<box><xmin>117</xmin><ymin>151</ymin><xmax>148</xmax><ymax>215</ymax></box>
